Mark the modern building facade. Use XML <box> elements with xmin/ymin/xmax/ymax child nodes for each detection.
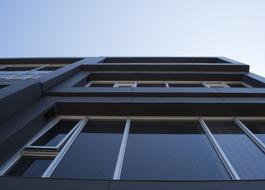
<box><xmin>1</xmin><ymin>57</ymin><xmax>265</xmax><ymax>189</ymax></box>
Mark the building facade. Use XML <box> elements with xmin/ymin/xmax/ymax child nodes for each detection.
<box><xmin>1</xmin><ymin>57</ymin><xmax>265</xmax><ymax>189</ymax></box>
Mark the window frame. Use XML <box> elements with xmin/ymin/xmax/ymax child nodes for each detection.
<box><xmin>113</xmin><ymin>81</ymin><xmax>137</xmax><ymax>88</ymax></box>
<box><xmin>25</xmin><ymin>118</ymin><xmax>81</xmax><ymax>151</ymax></box>
<box><xmin>0</xmin><ymin>116</ymin><xmax>86</xmax><ymax>177</ymax></box>
<box><xmin>3</xmin><ymin>115</ymin><xmax>265</xmax><ymax>181</ymax></box>
<box><xmin>0</xmin><ymin>64</ymin><xmax>63</xmax><ymax>79</ymax></box>
<box><xmin>85</xmin><ymin>80</ymin><xmax>251</xmax><ymax>88</ymax></box>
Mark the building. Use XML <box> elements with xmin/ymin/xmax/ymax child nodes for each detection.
<box><xmin>0</xmin><ymin>57</ymin><xmax>265</xmax><ymax>190</ymax></box>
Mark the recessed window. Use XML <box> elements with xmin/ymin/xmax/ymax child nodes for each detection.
<box><xmin>206</xmin><ymin>120</ymin><xmax>265</xmax><ymax>180</ymax></box>
<box><xmin>114</xmin><ymin>82</ymin><xmax>136</xmax><ymax>87</ymax></box>
<box><xmin>168</xmin><ymin>83</ymin><xmax>204</xmax><ymax>87</ymax></box>
<box><xmin>88</xmin><ymin>82</ymin><xmax>115</xmax><ymax>87</ymax></box>
<box><xmin>204</xmin><ymin>82</ymin><xmax>228</xmax><ymax>88</ymax></box>
<box><xmin>137</xmin><ymin>83</ymin><xmax>166</xmax><ymax>87</ymax></box>
<box><xmin>121</xmin><ymin>120</ymin><xmax>229</xmax><ymax>180</ymax></box>
<box><xmin>103</xmin><ymin>57</ymin><xmax>229</xmax><ymax>63</ymax></box>
<box><xmin>51</xmin><ymin>120</ymin><xmax>125</xmax><ymax>179</ymax></box>
<box><xmin>4</xmin><ymin>157</ymin><xmax>53</xmax><ymax>177</ymax></box>
<box><xmin>226</xmin><ymin>82</ymin><xmax>249</xmax><ymax>88</ymax></box>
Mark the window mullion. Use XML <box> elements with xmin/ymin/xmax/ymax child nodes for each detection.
<box><xmin>235</xmin><ymin>118</ymin><xmax>265</xmax><ymax>154</ymax></box>
<box><xmin>199</xmin><ymin>119</ymin><xmax>240</xmax><ymax>180</ymax></box>
<box><xmin>222</xmin><ymin>82</ymin><xmax>230</xmax><ymax>88</ymax></box>
<box><xmin>202</xmin><ymin>81</ymin><xmax>210</xmax><ymax>87</ymax></box>
<box><xmin>113</xmin><ymin>81</ymin><xmax>118</xmax><ymax>87</ymax></box>
<box><xmin>113</xmin><ymin>118</ymin><xmax>131</xmax><ymax>180</ymax></box>
<box><xmin>85</xmin><ymin>82</ymin><xmax>92</xmax><ymax>87</ymax></box>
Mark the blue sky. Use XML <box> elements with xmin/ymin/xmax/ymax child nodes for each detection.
<box><xmin>0</xmin><ymin>0</ymin><xmax>265</xmax><ymax>75</ymax></box>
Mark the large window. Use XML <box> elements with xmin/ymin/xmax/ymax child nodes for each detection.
<box><xmin>85</xmin><ymin>81</ymin><xmax>251</xmax><ymax>88</ymax></box>
<box><xmin>3</xmin><ymin>116</ymin><xmax>265</xmax><ymax>181</ymax></box>
<box><xmin>51</xmin><ymin>120</ymin><xmax>125</xmax><ymax>179</ymax></box>
<box><xmin>206</xmin><ymin>120</ymin><xmax>265</xmax><ymax>180</ymax></box>
<box><xmin>121</xmin><ymin>120</ymin><xmax>229</xmax><ymax>180</ymax></box>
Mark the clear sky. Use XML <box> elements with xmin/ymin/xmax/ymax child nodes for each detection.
<box><xmin>0</xmin><ymin>0</ymin><xmax>265</xmax><ymax>75</ymax></box>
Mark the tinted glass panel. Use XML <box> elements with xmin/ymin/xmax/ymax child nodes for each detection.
<box><xmin>169</xmin><ymin>83</ymin><xmax>204</xmax><ymax>87</ymax></box>
<box><xmin>31</xmin><ymin>120</ymin><xmax>78</xmax><ymax>147</ymax></box>
<box><xmin>52</xmin><ymin>120</ymin><xmax>124</xmax><ymax>179</ymax></box>
<box><xmin>0</xmin><ymin>85</ymin><xmax>8</xmax><ymax>89</ymax></box>
<box><xmin>137</xmin><ymin>83</ymin><xmax>165</xmax><ymax>87</ymax></box>
<box><xmin>206</xmin><ymin>120</ymin><xmax>265</xmax><ymax>179</ymax></box>
<box><xmin>226</xmin><ymin>83</ymin><xmax>247</xmax><ymax>88</ymax></box>
<box><xmin>121</xmin><ymin>120</ymin><xmax>229</xmax><ymax>180</ymax></box>
<box><xmin>241</xmin><ymin>120</ymin><xmax>265</xmax><ymax>144</ymax></box>
<box><xmin>5</xmin><ymin>157</ymin><xmax>52</xmax><ymax>177</ymax></box>
<box><xmin>116</xmin><ymin>82</ymin><xmax>135</xmax><ymax>87</ymax></box>
<box><xmin>89</xmin><ymin>83</ymin><xmax>114</xmax><ymax>87</ymax></box>
<box><xmin>207</xmin><ymin>84</ymin><xmax>226</xmax><ymax>88</ymax></box>
<box><xmin>0</xmin><ymin>67</ymin><xmax>37</xmax><ymax>71</ymax></box>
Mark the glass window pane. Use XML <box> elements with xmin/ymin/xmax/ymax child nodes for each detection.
<box><xmin>89</xmin><ymin>82</ymin><xmax>114</xmax><ymax>87</ymax></box>
<box><xmin>168</xmin><ymin>83</ymin><xmax>204</xmax><ymax>87</ymax></box>
<box><xmin>31</xmin><ymin>120</ymin><xmax>78</xmax><ymax>147</ymax></box>
<box><xmin>206</xmin><ymin>120</ymin><xmax>265</xmax><ymax>180</ymax></box>
<box><xmin>241</xmin><ymin>120</ymin><xmax>265</xmax><ymax>144</ymax></box>
<box><xmin>137</xmin><ymin>83</ymin><xmax>166</xmax><ymax>87</ymax></box>
<box><xmin>5</xmin><ymin>157</ymin><xmax>52</xmax><ymax>177</ymax></box>
<box><xmin>121</xmin><ymin>120</ymin><xmax>229</xmax><ymax>180</ymax></box>
<box><xmin>51</xmin><ymin>120</ymin><xmax>125</xmax><ymax>179</ymax></box>
<box><xmin>206</xmin><ymin>82</ymin><xmax>227</xmax><ymax>88</ymax></box>
<box><xmin>0</xmin><ymin>85</ymin><xmax>8</xmax><ymax>89</ymax></box>
<box><xmin>226</xmin><ymin>83</ymin><xmax>248</xmax><ymax>88</ymax></box>
<box><xmin>116</xmin><ymin>82</ymin><xmax>135</xmax><ymax>87</ymax></box>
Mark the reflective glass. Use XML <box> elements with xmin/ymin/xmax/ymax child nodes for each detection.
<box><xmin>31</xmin><ymin>120</ymin><xmax>78</xmax><ymax>147</ymax></box>
<box><xmin>241</xmin><ymin>120</ymin><xmax>265</xmax><ymax>145</ymax></box>
<box><xmin>206</xmin><ymin>120</ymin><xmax>265</xmax><ymax>179</ymax></box>
<box><xmin>51</xmin><ymin>120</ymin><xmax>124</xmax><ymax>179</ymax></box>
<box><xmin>5</xmin><ymin>157</ymin><xmax>52</xmax><ymax>177</ymax></box>
<box><xmin>121</xmin><ymin>120</ymin><xmax>229</xmax><ymax>180</ymax></box>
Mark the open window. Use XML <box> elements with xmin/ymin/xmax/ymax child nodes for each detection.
<box><xmin>25</xmin><ymin>119</ymin><xmax>79</xmax><ymax>151</ymax></box>
<box><xmin>1</xmin><ymin>117</ymin><xmax>83</xmax><ymax>177</ymax></box>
